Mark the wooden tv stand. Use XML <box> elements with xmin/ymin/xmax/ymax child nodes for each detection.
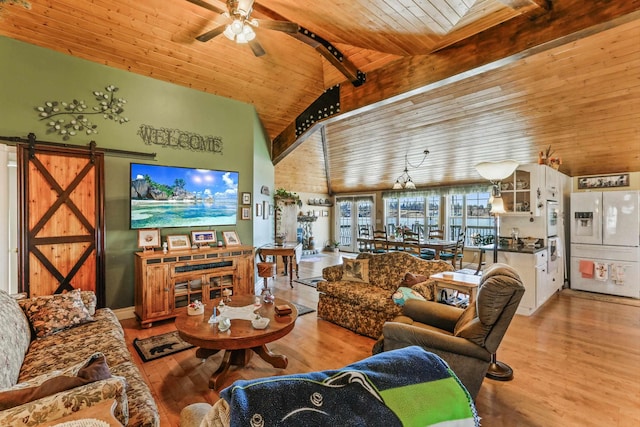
<box><xmin>134</xmin><ymin>245</ymin><xmax>254</xmax><ymax>328</ymax></box>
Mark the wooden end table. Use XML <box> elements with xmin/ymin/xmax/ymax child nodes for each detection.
<box><xmin>430</xmin><ymin>272</ymin><xmax>481</xmax><ymax>304</ymax></box>
<box><xmin>175</xmin><ymin>295</ymin><xmax>298</xmax><ymax>390</ymax></box>
<box><xmin>257</xmin><ymin>242</ymin><xmax>302</xmax><ymax>288</ymax></box>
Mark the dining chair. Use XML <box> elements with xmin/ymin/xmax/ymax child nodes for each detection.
<box><xmin>371</xmin><ymin>227</ymin><xmax>388</xmax><ymax>253</ymax></box>
<box><xmin>403</xmin><ymin>236</ymin><xmax>434</xmax><ymax>260</ymax></box>
<box><xmin>358</xmin><ymin>225</ymin><xmax>372</xmax><ymax>252</ymax></box>
<box><xmin>428</xmin><ymin>227</ymin><xmax>445</xmax><ymax>240</ymax></box>
<box><xmin>440</xmin><ymin>228</ymin><xmax>466</xmax><ymax>269</ymax></box>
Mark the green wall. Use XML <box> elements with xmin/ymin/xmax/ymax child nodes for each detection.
<box><xmin>0</xmin><ymin>36</ymin><xmax>274</xmax><ymax>309</ymax></box>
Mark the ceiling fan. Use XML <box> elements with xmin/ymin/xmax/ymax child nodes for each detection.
<box><xmin>187</xmin><ymin>0</ymin><xmax>299</xmax><ymax>56</ymax></box>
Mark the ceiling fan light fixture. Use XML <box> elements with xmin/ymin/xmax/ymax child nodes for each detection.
<box><xmin>242</xmin><ymin>25</ymin><xmax>256</xmax><ymax>41</ymax></box>
<box><xmin>230</xmin><ymin>19</ymin><xmax>244</xmax><ymax>35</ymax></box>
<box><xmin>223</xmin><ymin>25</ymin><xmax>236</xmax><ymax>41</ymax></box>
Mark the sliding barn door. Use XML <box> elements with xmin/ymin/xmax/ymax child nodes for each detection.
<box><xmin>18</xmin><ymin>143</ymin><xmax>105</xmax><ymax>307</ymax></box>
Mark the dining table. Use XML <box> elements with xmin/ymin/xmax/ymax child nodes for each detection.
<box><xmin>356</xmin><ymin>237</ymin><xmax>457</xmax><ymax>260</ymax></box>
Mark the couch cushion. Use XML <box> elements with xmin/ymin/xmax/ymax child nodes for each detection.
<box><xmin>0</xmin><ymin>291</ymin><xmax>32</xmax><ymax>389</ymax></box>
<box><xmin>19</xmin><ymin>289</ymin><xmax>94</xmax><ymax>338</ymax></box>
<box><xmin>342</xmin><ymin>258</ymin><xmax>370</xmax><ymax>283</ymax></box>
<box><xmin>0</xmin><ymin>353</ymin><xmax>111</xmax><ymax>410</ymax></box>
<box><xmin>19</xmin><ymin>309</ymin><xmax>129</xmax><ymax>382</ymax></box>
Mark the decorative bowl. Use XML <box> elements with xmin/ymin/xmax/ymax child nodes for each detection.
<box><xmin>522</xmin><ymin>237</ymin><xmax>538</xmax><ymax>247</ymax></box>
<box><xmin>187</xmin><ymin>306</ymin><xmax>204</xmax><ymax>316</ymax></box>
<box><xmin>251</xmin><ymin>317</ymin><xmax>270</xmax><ymax>329</ymax></box>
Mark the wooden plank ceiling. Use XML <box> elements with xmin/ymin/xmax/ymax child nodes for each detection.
<box><xmin>1</xmin><ymin>0</ymin><xmax>639</xmax><ymax>195</ymax></box>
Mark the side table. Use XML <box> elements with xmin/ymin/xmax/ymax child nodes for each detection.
<box><xmin>430</xmin><ymin>272</ymin><xmax>481</xmax><ymax>304</ymax></box>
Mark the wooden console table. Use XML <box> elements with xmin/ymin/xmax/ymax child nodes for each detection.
<box><xmin>257</xmin><ymin>242</ymin><xmax>302</xmax><ymax>288</ymax></box>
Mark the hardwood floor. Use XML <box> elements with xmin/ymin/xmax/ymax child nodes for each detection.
<box><xmin>121</xmin><ymin>252</ymin><xmax>640</xmax><ymax>426</ymax></box>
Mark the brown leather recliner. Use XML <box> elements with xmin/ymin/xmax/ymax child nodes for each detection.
<box><xmin>374</xmin><ymin>263</ymin><xmax>525</xmax><ymax>398</ymax></box>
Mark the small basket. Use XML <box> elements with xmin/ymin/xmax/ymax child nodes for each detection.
<box><xmin>257</xmin><ymin>262</ymin><xmax>277</xmax><ymax>278</ymax></box>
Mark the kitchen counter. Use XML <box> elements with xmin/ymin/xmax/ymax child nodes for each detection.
<box><xmin>480</xmin><ymin>243</ymin><xmax>547</xmax><ymax>254</ymax></box>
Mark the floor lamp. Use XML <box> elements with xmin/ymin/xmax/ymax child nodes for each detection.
<box><xmin>475</xmin><ymin>160</ymin><xmax>519</xmax><ymax>381</ymax></box>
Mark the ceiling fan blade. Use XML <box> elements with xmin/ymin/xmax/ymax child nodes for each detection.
<box><xmin>196</xmin><ymin>24</ymin><xmax>227</xmax><ymax>42</ymax></box>
<box><xmin>248</xmin><ymin>39</ymin><xmax>266</xmax><ymax>57</ymax></box>
<box><xmin>186</xmin><ymin>0</ymin><xmax>226</xmax><ymax>15</ymax></box>
<box><xmin>250</xmin><ymin>18</ymin><xmax>299</xmax><ymax>34</ymax></box>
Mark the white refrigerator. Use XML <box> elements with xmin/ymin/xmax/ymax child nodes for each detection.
<box><xmin>570</xmin><ymin>191</ymin><xmax>640</xmax><ymax>298</ymax></box>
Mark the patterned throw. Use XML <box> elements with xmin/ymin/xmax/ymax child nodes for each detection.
<box><xmin>221</xmin><ymin>346</ymin><xmax>479</xmax><ymax>427</ymax></box>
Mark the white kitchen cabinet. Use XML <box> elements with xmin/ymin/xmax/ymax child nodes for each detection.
<box><xmin>486</xmin><ymin>249</ymin><xmax>557</xmax><ymax>316</ymax></box>
<box><xmin>500</xmin><ymin>164</ymin><xmax>544</xmax><ymax>216</ymax></box>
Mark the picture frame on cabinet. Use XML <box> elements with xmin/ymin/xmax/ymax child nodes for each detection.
<box><xmin>222</xmin><ymin>230</ymin><xmax>241</xmax><ymax>246</ymax></box>
<box><xmin>191</xmin><ymin>230</ymin><xmax>216</xmax><ymax>247</ymax></box>
<box><xmin>577</xmin><ymin>174</ymin><xmax>629</xmax><ymax>189</ymax></box>
<box><xmin>242</xmin><ymin>192</ymin><xmax>251</xmax><ymax>205</ymax></box>
<box><xmin>137</xmin><ymin>228</ymin><xmax>160</xmax><ymax>251</ymax></box>
<box><xmin>167</xmin><ymin>234</ymin><xmax>191</xmax><ymax>251</ymax></box>
<box><xmin>241</xmin><ymin>206</ymin><xmax>251</xmax><ymax>220</ymax></box>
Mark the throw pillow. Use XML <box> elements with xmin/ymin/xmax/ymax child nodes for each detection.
<box><xmin>20</xmin><ymin>289</ymin><xmax>94</xmax><ymax>338</ymax></box>
<box><xmin>0</xmin><ymin>353</ymin><xmax>111</xmax><ymax>410</ymax></box>
<box><xmin>400</xmin><ymin>272</ymin><xmax>429</xmax><ymax>287</ymax></box>
<box><xmin>391</xmin><ymin>286</ymin><xmax>427</xmax><ymax>306</ymax></box>
<box><xmin>342</xmin><ymin>258</ymin><xmax>370</xmax><ymax>283</ymax></box>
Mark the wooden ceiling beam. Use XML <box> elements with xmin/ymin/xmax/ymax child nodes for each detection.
<box><xmin>272</xmin><ymin>0</ymin><xmax>640</xmax><ymax>163</ymax></box>
<box><xmin>251</xmin><ymin>2</ymin><xmax>365</xmax><ymax>86</ymax></box>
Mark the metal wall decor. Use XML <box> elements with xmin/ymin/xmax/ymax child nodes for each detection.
<box><xmin>137</xmin><ymin>124</ymin><xmax>223</xmax><ymax>154</ymax></box>
<box><xmin>35</xmin><ymin>84</ymin><xmax>129</xmax><ymax>140</ymax></box>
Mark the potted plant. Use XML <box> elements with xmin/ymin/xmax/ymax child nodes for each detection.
<box><xmin>326</xmin><ymin>240</ymin><xmax>340</xmax><ymax>253</ymax></box>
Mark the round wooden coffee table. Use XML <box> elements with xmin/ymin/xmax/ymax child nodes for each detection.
<box><xmin>175</xmin><ymin>295</ymin><xmax>298</xmax><ymax>390</ymax></box>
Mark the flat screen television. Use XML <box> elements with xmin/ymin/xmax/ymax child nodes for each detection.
<box><xmin>130</xmin><ymin>163</ymin><xmax>238</xmax><ymax>229</ymax></box>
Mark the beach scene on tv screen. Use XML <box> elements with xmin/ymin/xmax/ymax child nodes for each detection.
<box><xmin>130</xmin><ymin>163</ymin><xmax>238</xmax><ymax>229</ymax></box>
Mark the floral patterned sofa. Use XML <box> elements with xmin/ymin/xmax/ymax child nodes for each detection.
<box><xmin>0</xmin><ymin>289</ymin><xmax>159</xmax><ymax>427</ymax></box>
<box><xmin>317</xmin><ymin>251</ymin><xmax>454</xmax><ymax>338</ymax></box>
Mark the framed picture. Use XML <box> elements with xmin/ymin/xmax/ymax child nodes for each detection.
<box><xmin>242</xmin><ymin>192</ymin><xmax>251</xmax><ymax>205</ymax></box>
<box><xmin>256</xmin><ymin>202</ymin><xmax>263</xmax><ymax>218</ymax></box>
<box><xmin>191</xmin><ymin>230</ymin><xmax>216</xmax><ymax>246</ymax></box>
<box><xmin>263</xmin><ymin>200</ymin><xmax>269</xmax><ymax>219</ymax></box>
<box><xmin>269</xmin><ymin>203</ymin><xmax>274</xmax><ymax>216</ymax></box>
<box><xmin>222</xmin><ymin>230</ymin><xmax>241</xmax><ymax>246</ymax></box>
<box><xmin>167</xmin><ymin>234</ymin><xmax>191</xmax><ymax>251</ymax></box>
<box><xmin>241</xmin><ymin>206</ymin><xmax>251</xmax><ymax>220</ymax></box>
<box><xmin>137</xmin><ymin>228</ymin><xmax>160</xmax><ymax>250</ymax></box>
<box><xmin>577</xmin><ymin>174</ymin><xmax>629</xmax><ymax>190</ymax></box>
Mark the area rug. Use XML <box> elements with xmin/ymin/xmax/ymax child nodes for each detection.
<box><xmin>133</xmin><ymin>330</ymin><xmax>194</xmax><ymax>363</ymax></box>
<box><xmin>292</xmin><ymin>302</ymin><xmax>316</xmax><ymax>316</ymax></box>
<box><xmin>300</xmin><ymin>254</ymin><xmax>327</xmax><ymax>263</ymax></box>
<box><xmin>294</xmin><ymin>276</ymin><xmax>325</xmax><ymax>288</ymax></box>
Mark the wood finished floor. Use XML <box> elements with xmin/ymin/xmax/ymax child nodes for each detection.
<box><xmin>121</xmin><ymin>252</ymin><xmax>640</xmax><ymax>426</ymax></box>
